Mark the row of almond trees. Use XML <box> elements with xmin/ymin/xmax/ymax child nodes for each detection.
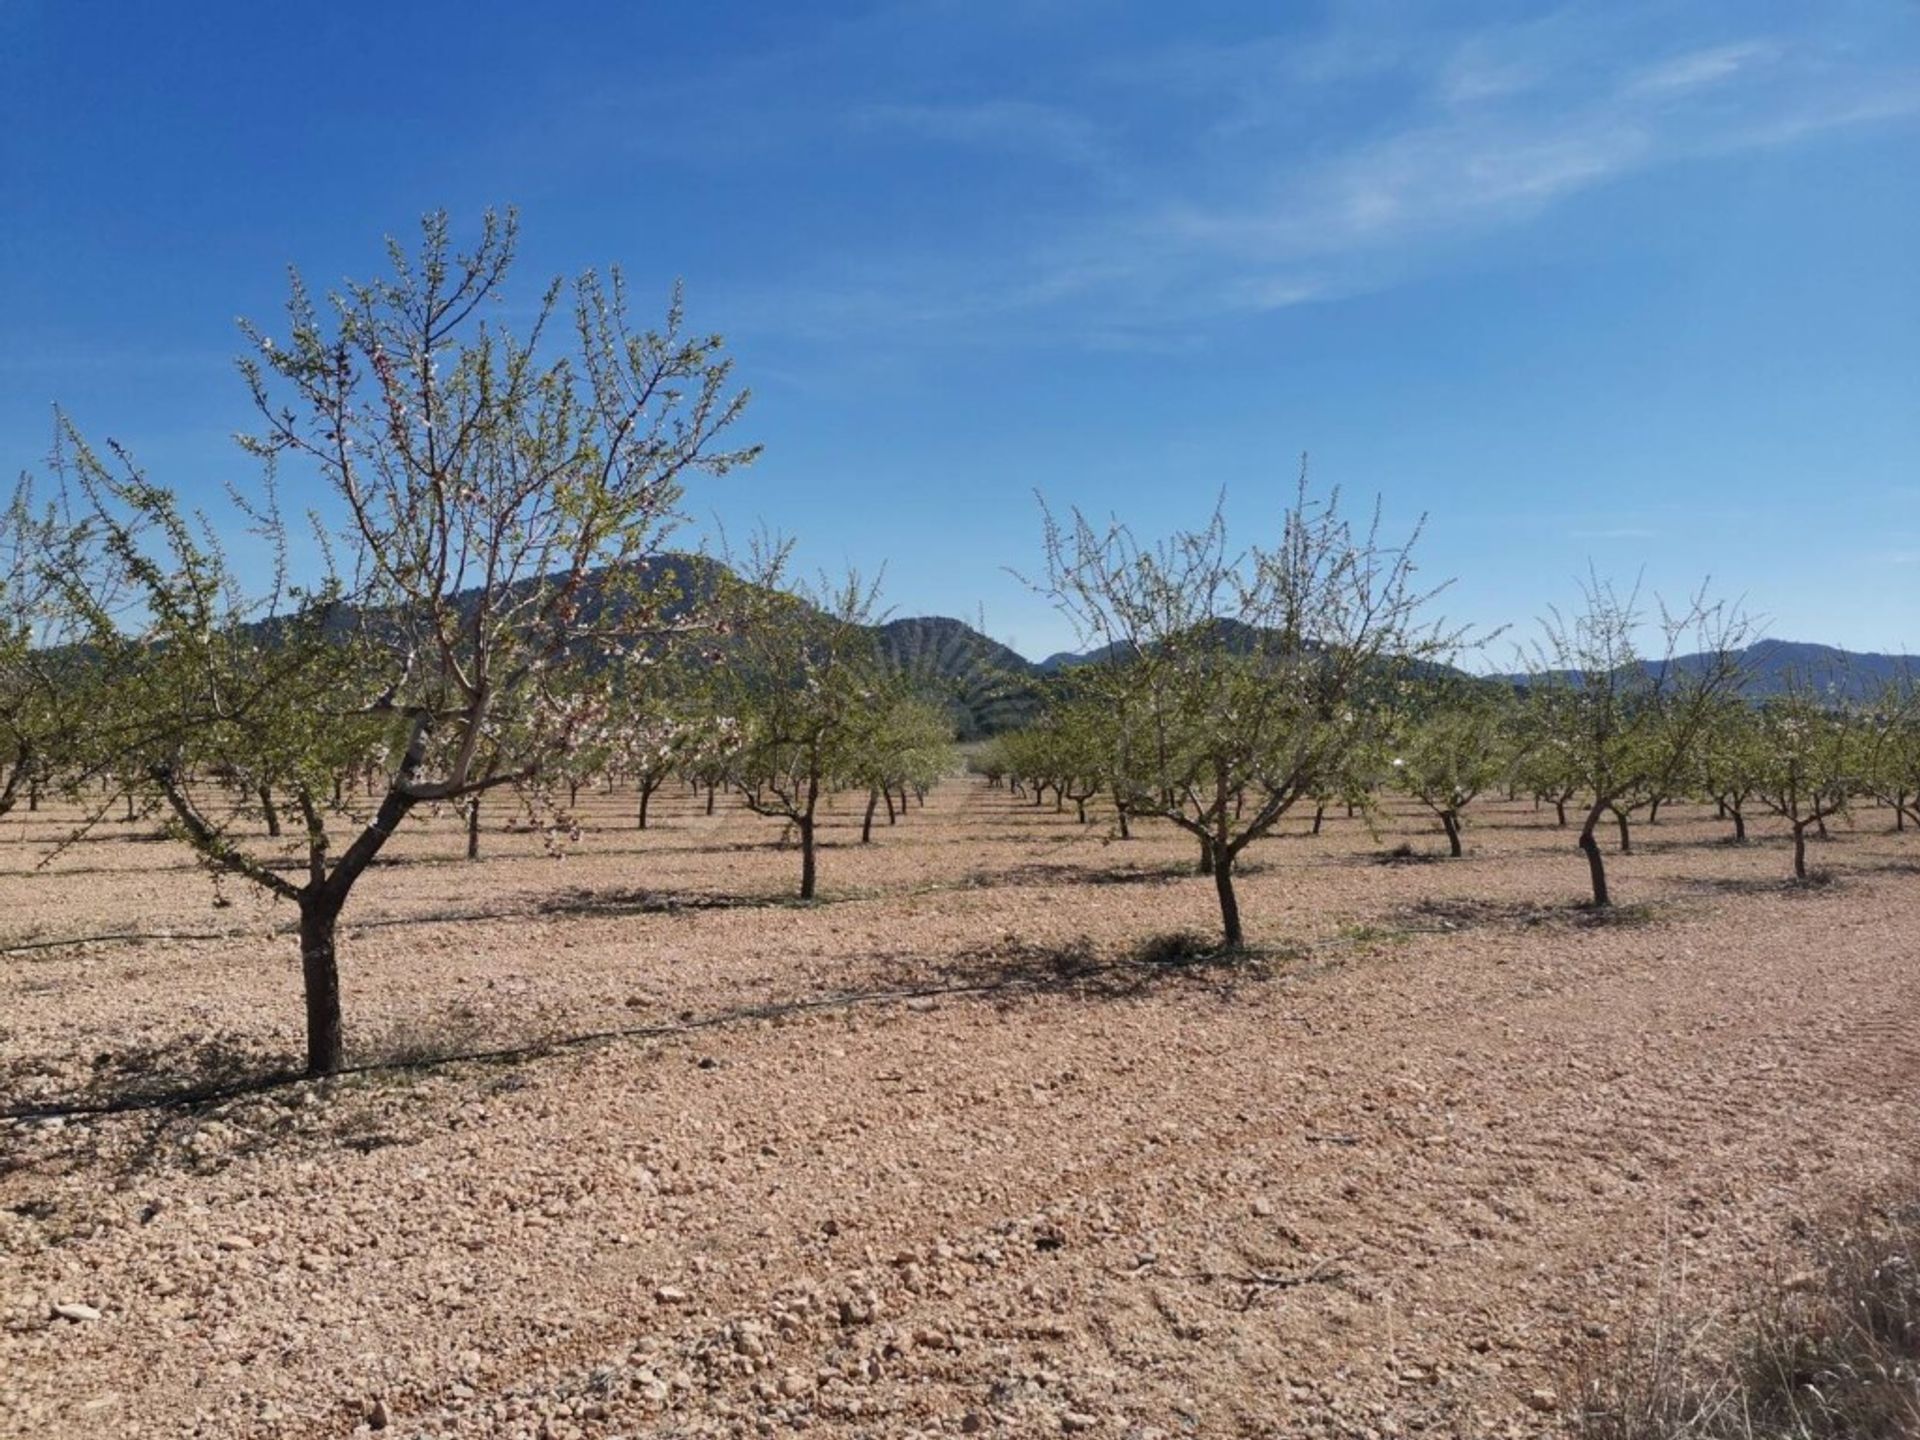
<box><xmin>990</xmin><ymin>670</ymin><xmax>1919</xmax><ymax>885</ymax></box>
<box><xmin>981</xmin><ymin>533</ymin><xmax>1917</xmax><ymax>943</ymax></box>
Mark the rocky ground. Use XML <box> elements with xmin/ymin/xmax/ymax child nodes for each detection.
<box><xmin>1</xmin><ymin>781</ymin><xmax>1916</xmax><ymax>1438</ymax></box>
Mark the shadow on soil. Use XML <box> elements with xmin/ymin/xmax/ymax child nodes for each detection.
<box><xmin>2</xmin><ymin>930</ymin><xmax>1277</xmax><ymax>1136</ymax></box>
<box><xmin>1399</xmin><ymin>896</ymin><xmax>1666</xmax><ymax>932</ymax></box>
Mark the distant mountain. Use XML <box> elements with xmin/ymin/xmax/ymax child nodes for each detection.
<box><xmin>274</xmin><ymin>555</ymin><xmax>1916</xmax><ymax>736</ymax></box>
<box><xmin>1494</xmin><ymin>639</ymin><xmax>1917</xmax><ymax>703</ymax></box>
<box><xmin>1716</xmin><ymin>640</ymin><xmax>1914</xmax><ymax>699</ymax></box>
<box><xmin>1036</xmin><ymin>641</ymin><xmax>1127</xmax><ymax>674</ymax></box>
<box><xmin>869</xmin><ymin>616</ymin><xmax>1046</xmax><ymax>740</ymax></box>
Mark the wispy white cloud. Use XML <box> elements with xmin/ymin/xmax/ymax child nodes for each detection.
<box><xmin>706</xmin><ymin>3</ymin><xmax>1920</xmax><ymax>349</ymax></box>
<box><xmin>850</xmin><ymin>99</ymin><xmax>1109</xmax><ymax>172</ymax></box>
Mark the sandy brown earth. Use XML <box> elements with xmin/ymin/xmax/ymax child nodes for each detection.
<box><xmin>2</xmin><ymin>780</ymin><xmax>1916</xmax><ymax>1438</ymax></box>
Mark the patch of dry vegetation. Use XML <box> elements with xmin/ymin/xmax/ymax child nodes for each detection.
<box><xmin>1573</xmin><ymin>1189</ymin><xmax>1920</xmax><ymax>1440</ymax></box>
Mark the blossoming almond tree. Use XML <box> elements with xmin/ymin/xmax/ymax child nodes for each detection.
<box><xmin>1032</xmin><ymin>466</ymin><xmax>1455</xmax><ymax>949</ymax></box>
<box><xmin>1526</xmin><ymin>573</ymin><xmax>1750</xmax><ymax>907</ymax></box>
<box><xmin>56</xmin><ymin>211</ymin><xmax>757</xmax><ymax>1075</ymax></box>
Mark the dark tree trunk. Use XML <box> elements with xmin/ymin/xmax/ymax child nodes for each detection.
<box><xmin>638</xmin><ymin>781</ymin><xmax>654</xmax><ymax>830</ymax></box>
<box><xmin>1116</xmin><ymin>804</ymin><xmax>1131</xmax><ymax>840</ymax></box>
<box><xmin>259</xmin><ymin>786</ymin><xmax>281</xmax><ymax>838</ymax></box>
<box><xmin>1312</xmin><ymin>804</ymin><xmax>1325</xmax><ymax>835</ymax></box>
<box><xmin>1214</xmin><ymin>852</ymin><xmax>1243</xmax><ymax>948</ymax></box>
<box><xmin>27</xmin><ymin>776</ymin><xmax>38</xmax><ymax>813</ymax></box>
<box><xmin>706</xmin><ymin>783</ymin><xmax>717</xmax><ymax>816</ymax></box>
<box><xmin>1614</xmin><ymin>809</ymin><xmax>1631</xmax><ymax>854</ymax></box>
<box><xmin>333</xmin><ymin>775</ymin><xmax>344</xmax><ymax>807</ymax></box>
<box><xmin>1732</xmin><ymin>807</ymin><xmax>1747</xmax><ymax>843</ymax></box>
<box><xmin>1075</xmin><ymin>796</ymin><xmax>1088</xmax><ymax>824</ymax></box>
<box><xmin>1554</xmin><ymin>797</ymin><xmax>1568</xmax><ymax>828</ymax></box>
<box><xmin>862</xmin><ymin>787</ymin><xmax>879</xmax><ymax>844</ymax></box>
<box><xmin>1815</xmin><ymin>813</ymin><xmax>1829</xmax><ymax>841</ymax></box>
<box><xmin>1648</xmin><ymin>796</ymin><xmax>1662</xmax><ymax>824</ymax></box>
<box><xmin>1441</xmin><ymin>810</ymin><xmax>1462</xmax><ymax>858</ymax></box>
<box><xmin>1196</xmin><ymin>831</ymin><xmax>1216</xmax><ymax>876</ymax></box>
<box><xmin>883</xmin><ymin>786</ymin><xmax>896</xmax><ymax>825</ymax></box>
<box><xmin>1579</xmin><ymin>823</ymin><xmax>1611</xmax><ymax>908</ymax></box>
<box><xmin>568</xmin><ymin>779</ymin><xmax>580</xmax><ymax>809</ymax></box>
<box><xmin>799</xmin><ymin>815</ymin><xmax>817</xmax><ymax>899</ymax></box>
<box><xmin>797</xmin><ymin>769</ymin><xmax>821</xmax><ymax>900</ymax></box>
<box><xmin>466</xmin><ymin>796</ymin><xmax>481</xmax><ymax>860</ymax></box>
<box><xmin>1792</xmin><ymin>825</ymin><xmax>1808</xmax><ymax>879</ymax></box>
<box><xmin>298</xmin><ymin>893</ymin><xmax>346</xmax><ymax>1077</ymax></box>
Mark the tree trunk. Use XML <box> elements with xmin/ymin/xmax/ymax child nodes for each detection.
<box><xmin>1116</xmin><ymin>804</ymin><xmax>1131</xmax><ymax>840</ymax></box>
<box><xmin>706</xmin><ymin>782</ymin><xmax>717</xmax><ymax>816</ymax></box>
<box><xmin>1579</xmin><ymin>823</ymin><xmax>1611</xmax><ymax>908</ymax></box>
<box><xmin>1554</xmin><ymin>797</ymin><xmax>1568</xmax><ymax>828</ymax></box>
<box><xmin>466</xmin><ymin>796</ymin><xmax>481</xmax><ymax>860</ymax></box>
<box><xmin>1311</xmin><ymin>804</ymin><xmax>1325</xmax><ymax>835</ymax></box>
<box><xmin>1214</xmin><ymin>853</ymin><xmax>1244</xmax><ymax>948</ymax></box>
<box><xmin>799</xmin><ymin>815</ymin><xmax>817</xmax><ymax>899</ymax></box>
<box><xmin>637</xmin><ymin>780</ymin><xmax>654</xmax><ymax>831</ymax></box>
<box><xmin>883</xmin><ymin>787</ymin><xmax>896</xmax><ymax>825</ymax></box>
<box><xmin>1815</xmin><ymin>813</ymin><xmax>1829</xmax><ymax>841</ymax></box>
<box><xmin>298</xmin><ymin>893</ymin><xmax>346</xmax><ymax>1076</ymax></box>
<box><xmin>1614</xmin><ymin>809</ymin><xmax>1631</xmax><ymax>854</ymax></box>
<box><xmin>1075</xmin><ymin>797</ymin><xmax>1088</xmax><ymax>824</ymax></box>
<box><xmin>1732</xmin><ymin>807</ymin><xmax>1747</xmax><ymax>843</ymax></box>
<box><xmin>862</xmin><ymin>787</ymin><xmax>879</xmax><ymax>844</ymax></box>
<box><xmin>27</xmin><ymin>775</ymin><xmax>38</xmax><ymax>813</ymax></box>
<box><xmin>1792</xmin><ymin>824</ymin><xmax>1808</xmax><ymax>880</ymax></box>
<box><xmin>1196</xmin><ymin>832</ymin><xmax>1216</xmax><ymax>876</ymax></box>
<box><xmin>257</xmin><ymin>786</ymin><xmax>281</xmax><ymax>838</ymax></box>
<box><xmin>1441</xmin><ymin>810</ymin><xmax>1462</xmax><ymax>858</ymax></box>
<box><xmin>1648</xmin><ymin>796</ymin><xmax>1662</xmax><ymax>824</ymax></box>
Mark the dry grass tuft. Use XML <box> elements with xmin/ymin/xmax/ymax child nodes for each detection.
<box><xmin>1572</xmin><ymin>1195</ymin><xmax>1920</xmax><ymax>1439</ymax></box>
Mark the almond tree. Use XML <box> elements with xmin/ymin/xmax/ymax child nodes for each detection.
<box><xmin>721</xmin><ymin>567</ymin><xmax>884</xmax><ymax>900</ymax></box>
<box><xmin>1390</xmin><ymin>685</ymin><xmax>1511</xmax><ymax>857</ymax></box>
<box><xmin>1697</xmin><ymin>696</ymin><xmax>1763</xmax><ymax>843</ymax></box>
<box><xmin>0</xmin><ymin>476</ymin><xmax>111</xmax><ymax>817</ymax></box>
<box><xmin>849</xmin><ymin>693</ymin><xmax>954</xmax><ymax>842</ymax></box>
<box><xmin>1862</xmin><ymin>682</ymin><xmax>1920</xmax><ymax>833</ymax></box>
<box><xmin>1033</xmin><ymin>469</ymin><xmax>1452</xmax><ymax>948</ymax></box>
<box><xmin>56</xmin><ymin>211</ymin><xmax>756</xmax><ymax>1075</ymax></box>
<box><xmin>1527</xmin><ymin>574</ymin><xmax>1749</xmax><ymax>907</ymax></box>
<box><xmin>1752</xmin><ymin>684</ymin><xmax>1858</xmax><ymax>880</ymax></box>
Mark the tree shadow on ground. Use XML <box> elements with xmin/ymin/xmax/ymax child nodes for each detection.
<box><xmin>1676</xmin><ymin>871</ymin><xmax>1845</xmax><ymax>899</ymax></box>
<box><xmin>533</xmin><ymin>886</ymin><xmax>770</xmax><ymax>919</ymax></box>
<box><xmin>0</xmin><ymin>1031</ymin><xmax>300</xmax><ymax>1118</ymax></box>
<box><xmin>910</xmin><ymin>931</ymin><xmax>1272</xmax><ymax>1004</ymax></box>
<box><xmin>1398</xmin><ymin>896</ymin><xmax>1665</xmax><ymax>932</ymax></box>
<box><xmin>965</xmin><ymin>861</ymin><xmax>1194</xmax><ymax>890</ymax></box>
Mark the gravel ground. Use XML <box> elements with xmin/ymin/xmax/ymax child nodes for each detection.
<box><xmin>2</xmin><ymin>781</ymin><xmax>1916</xmax><ymax>1438</ymax></box>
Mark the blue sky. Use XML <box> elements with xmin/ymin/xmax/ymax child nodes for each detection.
<box><xmin>3</xmin><ymin>0</ymin><xmax>1916</xmax><ymax>660</ymax></box>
